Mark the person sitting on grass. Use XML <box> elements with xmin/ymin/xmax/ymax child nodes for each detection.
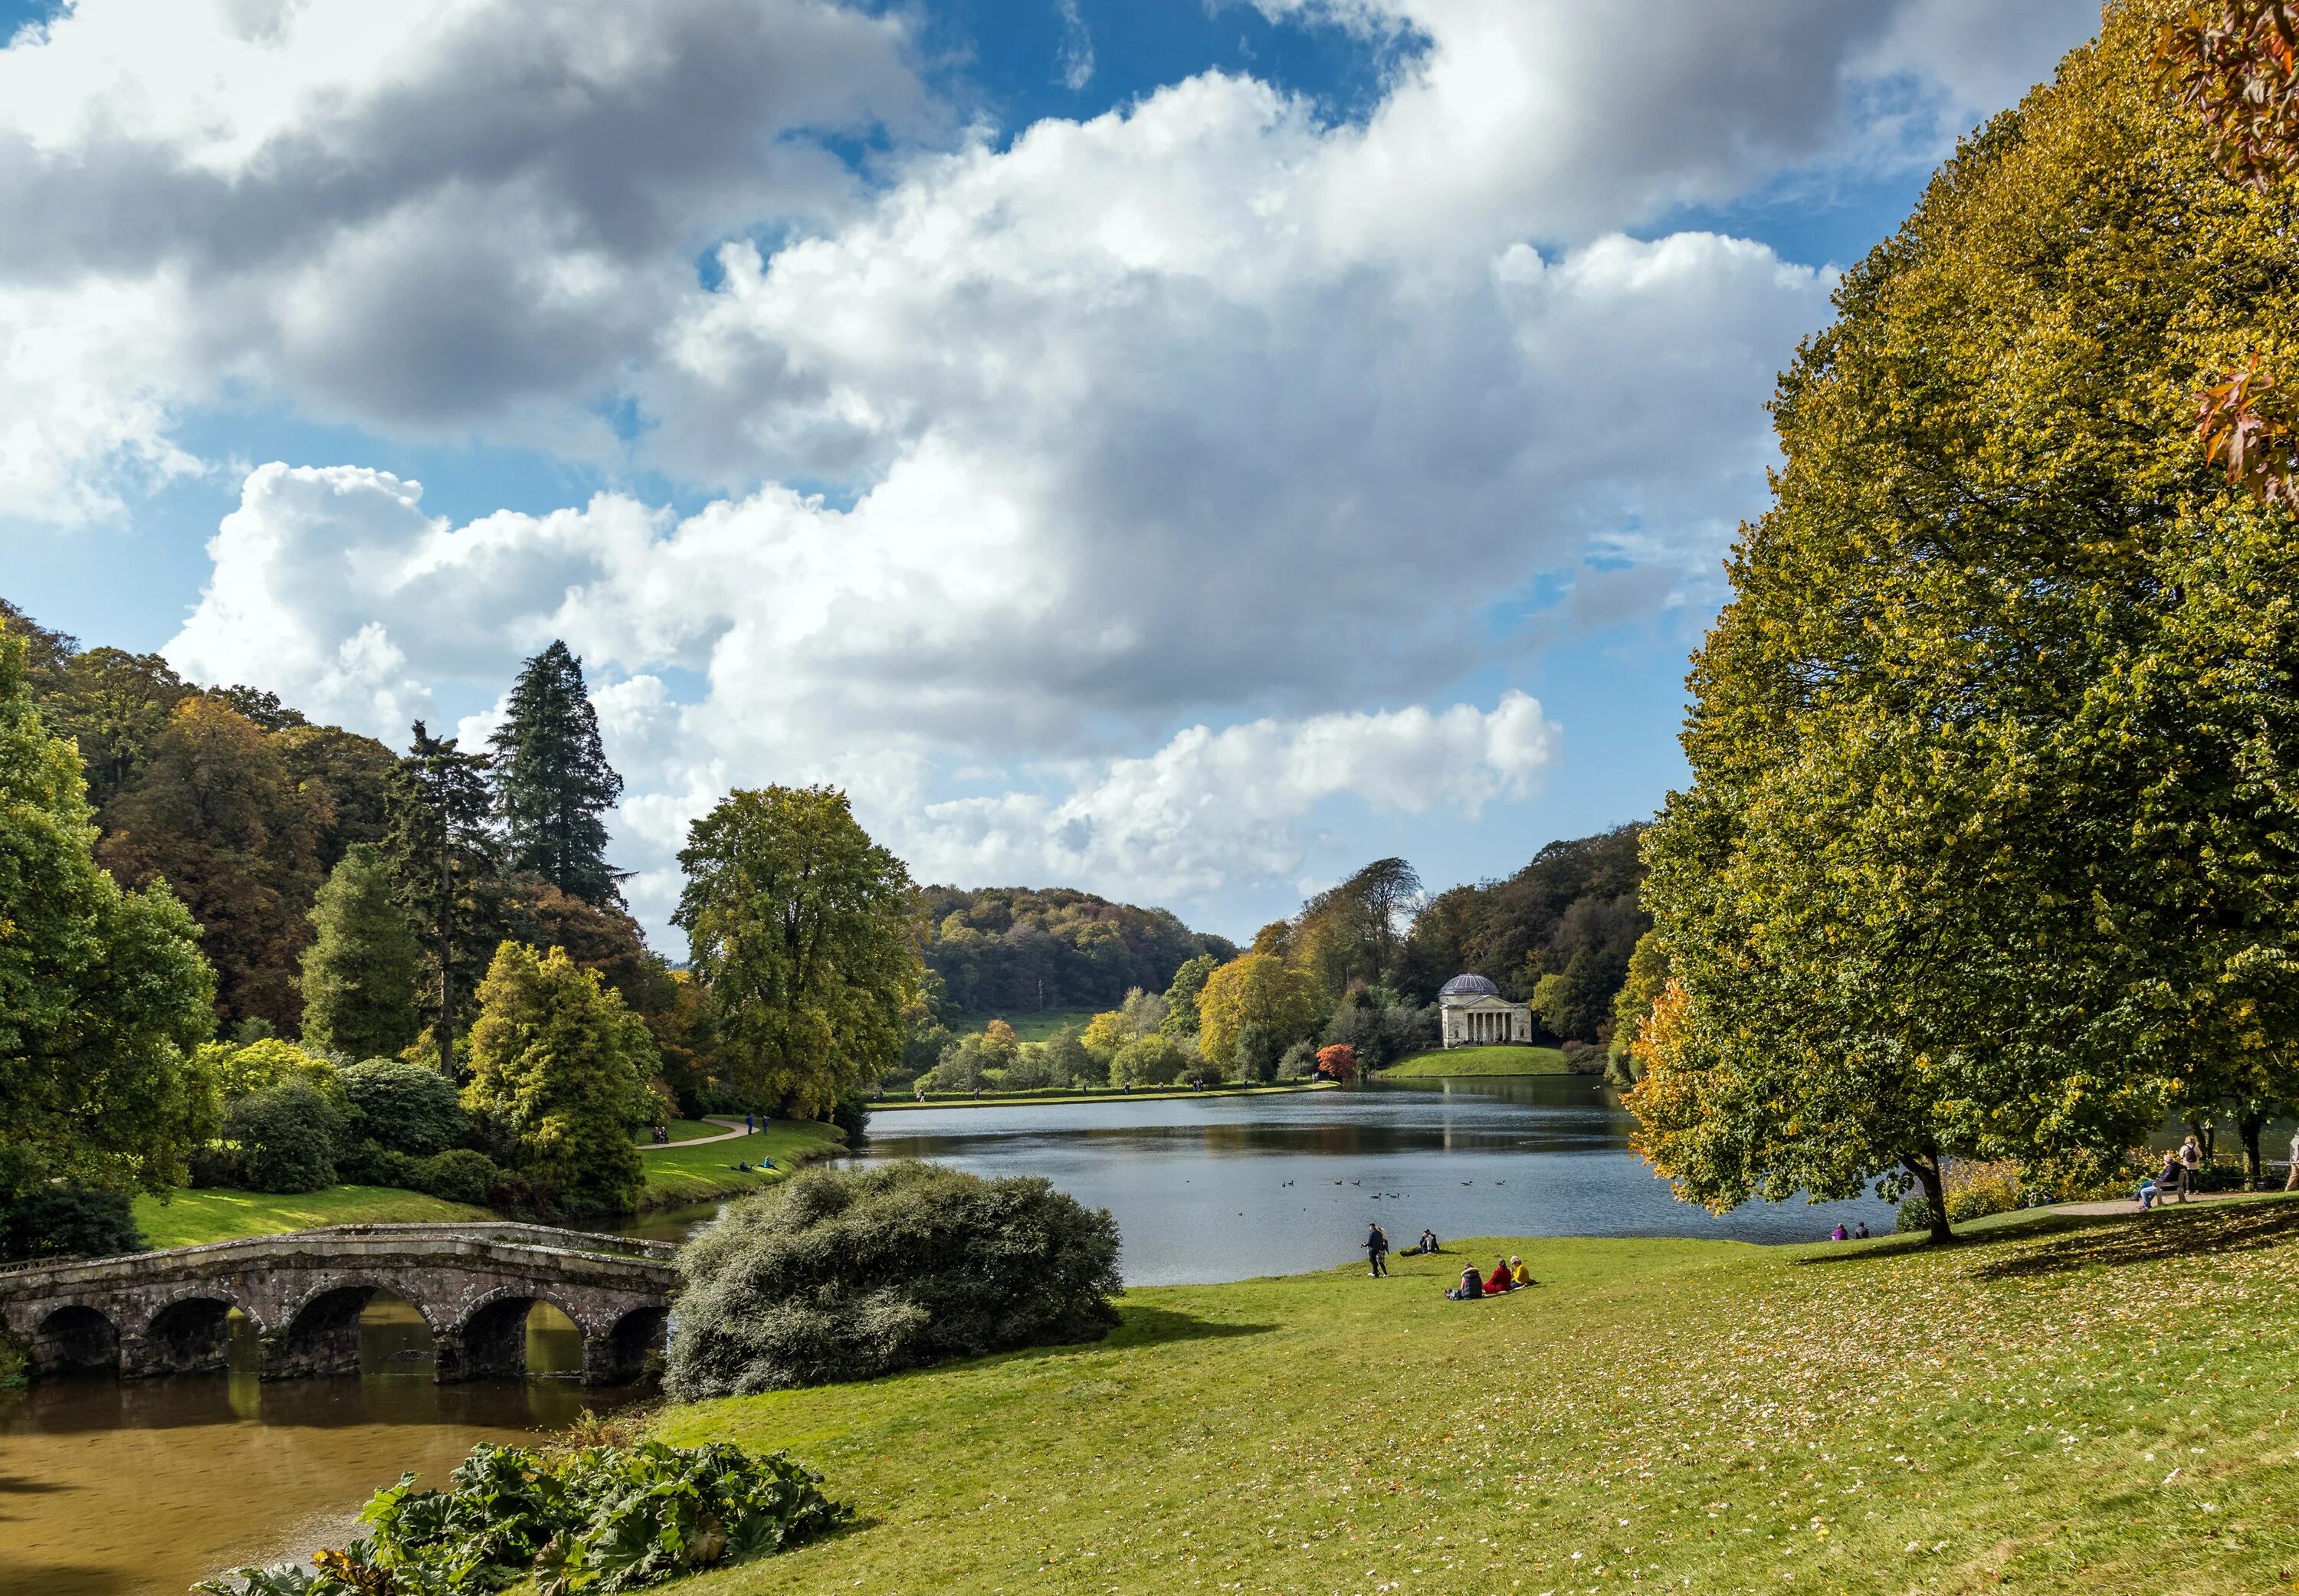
<box><xmin>1509</xmin><ymin>1255</ymin><xmax>1534</xmax><ymax>1287</ymax></box>
<box><xmin>1419</xmin><ymin>1228</ymin><xmax>1441</xmax><ymax>1255</ymax></box>
<box><xmin>1445</xmin><ymin>1262</ymin><xmax>1484</xmax><ymax>1300</ymax></box>
<box><xmin>1483</xmin><ymin>1257</ymin><xmax>1515</xmax><ymax>1294</ymax></box>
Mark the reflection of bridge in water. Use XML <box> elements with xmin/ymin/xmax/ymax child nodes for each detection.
<box><xmin>0</xmin><ymin>1224</ymin><xmax>676</xmax><ymax>1384</ymax></box>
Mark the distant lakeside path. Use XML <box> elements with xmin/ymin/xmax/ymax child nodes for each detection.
<box><xmin>880</xmin><ymin>1081</ymin><xmax>1338</xmax><ymax>1112</ymax></box>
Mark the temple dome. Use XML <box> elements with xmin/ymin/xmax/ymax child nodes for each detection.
<box><xmin>1438</xmin><ymin>972</ymin><xmax>1500</xmax><ymax>998</ymax></box>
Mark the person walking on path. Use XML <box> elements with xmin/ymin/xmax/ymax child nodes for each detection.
<box><xmin>2180</xmin><ymin>1135</ymin><xmax>2204</xmax><ymax>1201</ymax></box>
<box><xmin>745</xmin><ymin>1113</ymin><xmax>756</xmax><ymax>1136</ymax></box>
<box><xmin>2286</xmin><ymin>1128</ymin><xmax>2299</xmax><ymax>1191</ymax></box>
<box><xmin>1365</xmin><ymin>1222</ymin><xmax>1390</xmax><ymax>1277</ymax></box>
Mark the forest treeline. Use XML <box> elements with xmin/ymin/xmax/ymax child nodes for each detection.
<box><xmin>916</xmin><ymin>885</ymin><xmax>1237</xmax><ymax>1015</ymax></box>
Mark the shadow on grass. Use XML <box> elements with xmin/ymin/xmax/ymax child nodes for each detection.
<box><xmin>1789</xmin><ymin>1208</ymin><xmax>2128</xmax><ymax>1267</ymax></box>
<box><xmin>1087</xmin><ymin>1303</ymin><xmax>1276</xmax><ymax>1355</ymax></box>
<box><xmin>1969</xmin><ymin>1198</ymin><xmax>2299</xmax><ymax>1280</ymax></box>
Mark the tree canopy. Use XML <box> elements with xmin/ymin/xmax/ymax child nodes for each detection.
<box><xmin>300</xmin><ymin>843</ymin><xmax>423</xmax><ymax>1060</ymax></box>
<box><xmin>492</xmin><ymin>641</ymin><xmax>625</xmax><ymax>908</ymax></box>
<box><xmin>1629</xmin><ymin>0</ymin><xmax>2299</xmax><ymax>1240</ymax></box>
<box><xmin>386</xmin><ymin>720</ymin><xmax>501</xmax><ymax>1074</ymax></box>
<box><xmin>677</xmin><ymin>785</ymin><xmax>923</xmax><ymax>1117</ymax></box>
<box><xmin>0</xmin><ymin>621</ymin><xmax>215</xmax><ymax>1202</ymax></box>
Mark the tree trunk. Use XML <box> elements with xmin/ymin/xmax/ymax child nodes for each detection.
<box><xmin>1907</xmin><ymin>1152</ymin><xmax>1953</xmax><ymax>1245</ymax></box>
<box><xmin>2241</xmin><ymin>1109</ymin><xmax>2267</xmax><ymax>1191</ymax></box>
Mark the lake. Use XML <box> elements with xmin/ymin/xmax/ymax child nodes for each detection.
<box><xmin>0</xmin><ymin>1074</ymin><xmax>1892</xmax><ymax>1594</ymax></box>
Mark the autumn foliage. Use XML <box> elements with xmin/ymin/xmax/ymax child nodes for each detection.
<box><xmin>1313</xmin><ymin>1044</ymin><xmax>1359</xmax><ymax>1083</ymax></box>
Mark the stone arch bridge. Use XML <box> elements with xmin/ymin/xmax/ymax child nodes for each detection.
<box><xmin>0</xmin><ymin>1223</ymin><xmax>677</xmax><ymax>1385</ymax></box>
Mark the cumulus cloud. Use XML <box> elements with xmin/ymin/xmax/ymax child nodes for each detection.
<box><xmin>25</xmin><ymin>0</ymin><xmax>2100</xmax><ymax>934</ymax></box>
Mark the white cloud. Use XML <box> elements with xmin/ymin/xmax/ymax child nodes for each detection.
<box><xmin>900</xmin><ymin>693</ymin><xmax>1555</xmax><ymax>900</ymax></box>
<box><xmin>31</xmin><ymin>0</ymin><xmax>2101</xmax><ymax>938</ymax></box>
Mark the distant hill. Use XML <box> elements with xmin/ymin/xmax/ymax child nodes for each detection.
<box><xmin>916</xmin><ymin>885</ymin><xmax>1237</xmax><ymax>1018</ymax></box>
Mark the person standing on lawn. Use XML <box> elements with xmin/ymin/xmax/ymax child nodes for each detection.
<box><xmin>2287</xmin><ymin>1128</ymin><xmax>2299</xmax><ymax>1191</ymax></box>
<box><xmin>1365</xmin><ymin>1222</ymin><xmax>1389</xmax><ymax>1277</ymax></box>
<box><xmin>2180</xmin><ymin>1135</ymin><xmax>2203</xmax><ymax>1201</ymax></box>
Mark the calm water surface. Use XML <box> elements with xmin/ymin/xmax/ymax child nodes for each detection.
<box><xmin>0</xmin><ymin>1076</ymin><xmax>1891</xmax><ymax>1594</ymax></box>
<box><xmin>0</xmin><ymin>1298</ymin><xmax>638</xmax><ymax>1596</ymax></box>
<box><xmin>852</xmin><ymin>1076</ymin><xmax>1897</xmax><ymax>1282</ymax></box>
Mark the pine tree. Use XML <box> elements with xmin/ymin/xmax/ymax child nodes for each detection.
<box><xmin>491</xmin><ymin>641</ymin><xmax>624</xmax><ymax>907</ymax></box>
<box><xmin>300</xmin><ymin>843</ymin><xmax>422</xmax><ymax>1060</ymax></box>
<box><xmin>384</xmin><ymin>721</ymin><xmax>500</xmax><ymax>1076</ymax></box>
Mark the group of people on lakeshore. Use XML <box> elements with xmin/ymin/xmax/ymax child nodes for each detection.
<box><xmin>1362</xmin><ymin>1223</ymin><xmax>1534</xmax><ymax>1298</ymax></box>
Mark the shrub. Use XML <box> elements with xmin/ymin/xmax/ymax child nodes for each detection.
<box><xmin>338</xmin><ymin>1142</ymin><xmax>429</xmax><ymax>1191</ymax></box>
<box><xmin>1313</xmin><ymin>1044</ymin><xmax>1359</xmax><ymax>1083</ymax></box>
<box><xmin>418</xmin><ymin>1149</ymin><xmax>503</xmax><ymax>1207</ymax></box>
<box><xmin>1277</xmin><ymin>1041</ymin><xmax>1317</xmax><ymax>1080</ymax></box>
<box><xmin>200</xmin><ymin>1037</ymin><xmax>346</xmax><ymax>1109</ymax></box>
<box><xmin>0</xmin><ymin>1185</ymin><xmax>141</xmax><ymax>1263</ymax></box>
<box><xmin>667</xmin><ymin>1159</ymin><xmax>1121</xmax><ymax>1397</ymax></box>
<box><xmin>1559</xmin><ymin>1040</ymin><xmax>1605</xmax><ymax>1075</ymax></box>
<box><xmin>223</xmin><ymin>1081</ymin><xmax>344</xmax><ymax>1194</ymax></box>
<box><xmin>339</xmin><ymin>1059</ymin><xmax>468</xmax><ymax>1157</ymax></box>
<box><xmin>1112</xmin><ymin>1032</ymin><xmax>1186</xmax><ymax>1086</ymax></box>
<box><xmin>194</xmin><ymin>1440</ymin><xmax>845</xmax><ymax>1595</ymax></box>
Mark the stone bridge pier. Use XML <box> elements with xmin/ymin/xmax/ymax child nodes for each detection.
<box><xmin>0</xmin><ymin>1224</ymin><xmax>677</xmax><ymax>1385</ymax></box>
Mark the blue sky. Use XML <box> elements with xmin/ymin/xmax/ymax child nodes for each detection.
<box><xmin>0</xmin><ymin>0</ymin><xmax>2103</xmax><ymax>949</ymax></box>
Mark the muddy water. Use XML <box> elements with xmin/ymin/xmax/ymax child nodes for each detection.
<box><xmin>0</xmin><ymin>1296</ymin><xmax>641</xmax><ymax>1596</ymax></box>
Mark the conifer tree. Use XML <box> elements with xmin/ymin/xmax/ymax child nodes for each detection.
<box><xmin>385</xmin><ymin>722</ymin><xmax>499</xmax><ymax>1076</ymax></box>
<box><xmin>300</xmin><ymin>843</ymin><xmax>422</xmax><ymax>1060</ymax></box>
<box><xmin>491</xmin><ymin>641</ymin><xmax>624</xmax><ymax>907</ymax></box>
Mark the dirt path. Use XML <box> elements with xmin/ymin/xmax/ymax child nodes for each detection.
<box><xmin>2048</xmin><ymin>1188</ymin><xmax>2278</xmax><ymax>1218</ymax></box>
<box><xmin>639</xmin><ymin>1116</ymin><xmax>753</xmax><ymax>1152</ymax></box>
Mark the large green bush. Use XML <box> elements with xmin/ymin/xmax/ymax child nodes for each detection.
<box><xmin>0</xmin><ymin>1185</ymin><xmax>141</xmax><ymax>1263</ymax></box>
<box><xmin>195</xmin><ymin>1440</ymin><xmax>844</xmax><ymax>1595</ymax></box>
<box><xmin>667</xmin><ymin>1159</ymin><xmax>1122</xmax><ymax>1398</ymax></box>
<box><xmin>221</xmin><ymin>1082</ymin><xmax>344</xmax><ymax>1194</ymax></box>
<box><xmin>340</xmin><ymin>1058</ymin><xmax>468</xmax><ymax>1157</ymax></box>
<box><xmin>418</xmin><ymin>1149</ymin><xmax>502</xmax><ymax>1207</ymax></box>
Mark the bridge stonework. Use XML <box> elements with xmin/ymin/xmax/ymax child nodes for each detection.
<box><xmin>0</xmin><ymin>1224</ymin><xmax>677</xmax><ymax>1385</ymax></box>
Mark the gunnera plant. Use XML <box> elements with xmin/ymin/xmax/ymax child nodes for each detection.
<box><xmin>665</xmin><ymin>1158</ymin><xmax>1122</xmax><ymax>1397</ymax></box>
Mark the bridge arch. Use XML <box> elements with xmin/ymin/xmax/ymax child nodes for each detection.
<box><xmin>32</xmin><ymin>1303</ymin><xmax>120</xmax><ymax>1376</ymax></box>
<box><xmin>142</xmin><ymin>1291</ymin><xmax>257</xmax><ymax>1375</ymax></box>
<box><xmin>592</xmin><ymin>1303</ymin><xmax>669</xmax><ymax>1385</ymax></box>
<box><xmin>270</xmin><ymin>1277</ymin><xmax>446</xmax><ymax>1381</ymax></box>
<box><xmin>446</xmin><ymin>1284</ymin><xmax>594</xmax><ymax>1381</ymax></box>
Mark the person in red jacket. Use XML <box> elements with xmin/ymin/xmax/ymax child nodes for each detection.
<box><xmin>1483</xmin><ymin>1257</ymin><xmax>1515</xmax><ymax>1294</ymax></box>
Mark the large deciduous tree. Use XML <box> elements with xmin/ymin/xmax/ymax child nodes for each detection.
<box><xmin>300</xmin><ymin>843</ymin><xmax>424</xmax><ymax>1060</ymax></box>
<box><xmin>1630</xmin><ymin>0</ymin><xmax>2299</xmax><ymax>1241</ymax></box>
<box><xmin>463</xmin><ymin>941</ymin><xmax>657</xmax><ymax>1217</ymax></box>
<box><xmin>385</xmin><ymin>721</ymin><xmax>500</xmax><ymax>1076</ymax></box>
<box><xmin>675</xmin><ymin>785</ymin><xmax>920</xmax><ymax>1118</ymax></box>
<box><xmin>491</xmin><ymin>641</ymin><xmax>625</xmax><ymax>908</ymax></box>
<box><xmin>1196</xmin><ymin>952</ymin><xmax>1322</xmax><ymax>1067</ymax></box>
<box><xmin>0</xmin><ymin>621</ymin><xmax>215</xmax><ymax>1204</ymax></box>
<box><xmin>100</xmin><ymin>695</ymin><xmax>324</xmax><ymax>1032</ymax></box>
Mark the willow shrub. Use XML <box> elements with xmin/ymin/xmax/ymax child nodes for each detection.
<box><xmin>666</xmin><ymin>1159</ymin><xmax>1122</xmax><ymax>1398</ymax></box>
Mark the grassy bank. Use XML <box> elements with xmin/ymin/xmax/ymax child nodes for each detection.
<box><xmin>637</xmin><ymin>1118</ymin><xmax>847</xmax><ymax>1208</ymax></box>
<box><xmin>884</xmin><ymin>1081</ymin><xmax>1333</xmax><ymax>1111</ymax></box>
<box><xmin>947</xmin><ymin>1008</ymin><xmax>1097</xmax><ymax>1042</ymax></box>
<box><xmin>654</xmin><ymin>1198</ymin><xmax>2299</xmax><ymax>1594</ymax></box>
<box><xmin>131</xmin><ymin>1185</ymin><xmax>492</xmax><ymax>1250</ymax></box>
<box><xmin>1378</xmin><ymin>1043</ymin><xmax>1572</xmax><ymax>1077</ymax></box>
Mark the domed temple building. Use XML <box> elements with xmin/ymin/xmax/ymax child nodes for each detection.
<box><xmin>1436</xmin><ymin>973</ymin><xmax>1533</xmax><ymax>1049</ymax></box>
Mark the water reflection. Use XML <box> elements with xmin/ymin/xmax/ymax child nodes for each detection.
<box><xmin>0</xmin><ymin>1294</ymin><xmax>635</xmax><ymax>1596</ymax></box>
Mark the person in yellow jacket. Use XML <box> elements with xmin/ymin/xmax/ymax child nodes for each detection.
<box><xmin>1509</xmin><ymin>1256</ymin><xmax>1534</xmax><ymax>1287</ymax></box>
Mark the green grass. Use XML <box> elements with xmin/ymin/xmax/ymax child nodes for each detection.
<box><xmin>947</xmin><ymin>1008</ymin><xmax>1098</xmax><ymax>1043</ymax></box>
<box><xmin>1378</xmin><ymin>1042</ymin><xmax>1573</xmax><ymax>1077</ymax></box>
<box><xmin>653</xmin><ymin>1198</ymin><xmax>2299</xmax><ymax>1594</ymax></box>
<box><xmin>131</xmin><ymin>1185</ymin><xmax>492</xmax><ymax>1250</ymax></box>
<box><xmin>633</xmin><ymin>1117</ymin><xmax>733</xmax><ymax>1145</ymax></box>
<box><xmin>637</xmin><ymin>1118</ymin><xmax>848</xmax><ymax>1208</ymax></box>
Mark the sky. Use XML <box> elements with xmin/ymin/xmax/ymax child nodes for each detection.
<box><xmin>0</xmin><ymin>0</ymin><xmax>2107</xmax><ymax>952</ymax></box>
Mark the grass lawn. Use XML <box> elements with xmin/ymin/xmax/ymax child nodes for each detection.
<box><xmin>637</xmin><ymin>1118</ymin><xmax>848</xmax><ymax>1208</ymax></box>
<box><xmin>947</xmin><ymin>1008</ymin><xmax>1099</xmax><ymax>1043</ymax></box>
<box><xmin>1379</xmin><ymin>1043</ymin><xmax>1573</xmax><ymax>1077</ymax></box>
<box><xmin>654</xmin><ymin>1198</ymin><xmax>2299</xmax><ymax>1594</ymax></box>
<box><xmin>131</xmin><ymin>1185</ymin><xmax>491</xmax><ymax>1250</ymax></box>
<box><xmin>632</xmin><ymin>1117</ymin><xmax>733</xmax><ymax>1145</ymax></box>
